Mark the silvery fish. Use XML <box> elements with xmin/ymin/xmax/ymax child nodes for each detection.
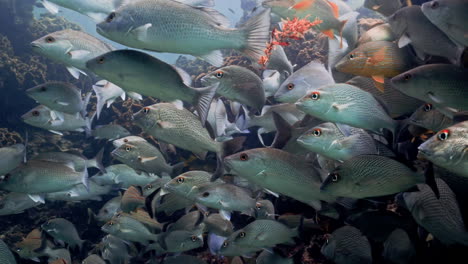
<box><xmin>82</xmin><ymin>254</ymin><xmax>106</xmax><ymax>264</ymax></box>
<box><xmin>274</xmin><ymin>61</ymin><xmax>335</xmax><ymax>103</ymax></box>
<box><xmin>92</xmin><ymin>124</ymin><xmax>131</xmax><ymax>140</ymax></box>
<box><xmin>31</xmin><ymin>29</ymin><xmax>114</xmax><ymax>79</ymax></box>
<box><xmin>418</xmin><ymin>121</ymin><xmax>468</xmax><ymax>178</ymax></box>
<box><xmin>265</xmin><ymin>45</ymin><xmax>294</xmax><ymax>80</ymax></box>
<box><xmin>295</xmin><ymin>84</ymin><xmax>397</xmax><ymax>135</ymax></box>
<box><xmin>45</xmin><ymin>179</ymin><xmax>111</xmax><ymax>202</ymax></box>
<box><xmin>40</xmin><ymin>0</ymin><xmax>128</xmax><ymax>22</ymax></box>
<box><xmin>409</xmin><ymin>103</ymin><xmax>454</xmax><ymax>132</ymax></box>
<box><xmin>41</xmin><ymin>218</ymin><xmax>84</xmax><ymax>250</ymax></box>
<box><xmin>133</xmin><ymin>103</ymin><xmax>244</xmax><ymax>160</ymax></box>
<box><xmin>101</xmin><ymin>235</ymin><xmax>131</xmax><ymax>264</ymax></box>
<box><xmin>113</xmin><ymin>135</ymin><xmax>147</xmax><ymax>148</ymax></box>
<box><xmin>92</xmin><ymin>164</ymin><xmax>159</xmax><ymax>188</ymax></box>
<box><xmin>262</xmin><ymin>70</ymin><xmax>282</xmax><ymax>98</ymax></box>
<box><xmin>14</xmin><ymin>229</ymin><xmax>46</xmax><ymax>261</ymax></box>
<box><xmin>167</xmin><ymin>211</ymin><xmax>204</xmax><ymax>232</ymax></box>
<box><xmin>143</xmin><ymin>176</ymin><xmax>172</xmax><ymax>196</ymax></box>
<box><xmin>0</xmin><ymin>239</ymin><xmax>16</xmax><ymax>264</ymax></box>
<box><xmin>0</xmin><ymin>193</ymin><xmax>41</xmax><ymax>216</ymax></box>
<box><xmin>147</xmin><ymin>230</ymin><xmax>204</xmax><ymax>254</ymax></box>
<box><xmin>202</xmin><ymin>65</ymin><xmax>265</xmax><ymax>111</ymax></box>
<box><xmin>363</xmin><ymin>0</ymin><xmax>401</xmax><ymax>16</ymax></box>
<box><xmin>22</xmin><ymin>105</ymin><xmax>92</xmax><ymax>136</ymax></box>
<box><xmin>321</xmin><ymin>226</ymin><xmax>372</xmax><ymax>264</ymax></box>
<box><xmin>0</xmin><ymin>159</ymin><xmax>89</xmax><ymax>194</ymax></box>
<box><xmin>92</xmin><ymin>80</ymin><xmax>137</xmax><ymax>119</ymax></box>
<box><xmin>254</xmin><ymin>199</ymin><xmax>276</xmax><ymax>220</ymax></box>
<box><xmin>96</xmin><ymin>196</ymin><xmax>121</xmax><ymax>222</ymax></box>
<box><xmin>26</xmin><ymin>82</ymin><xmax>88</xmax><ymax>117</ymax></box>
<box><xmin>32</xmin><ymin>149</ymin><xmax>105</xmax><ymax>173</ymax></box>
<box><xmin>120</xmin><ymin>186</ymin><xmax>145</xmax><ymax>213</ymax></box>
<box><xmin>256</xmin><ymin>250</ymin><xmax>293</xmax><ymax>264</ymax></box>
<box><xmin>388</xmin><ymin>5</ymin><xmax>462</xmax><ymax>64</ymax></box>
<box><xmin>391</xmin><ymin>64</ymin><xmax>468</xmax><ymax>115</ymax></box>
<box><xmin>96</xmin><ymin>0</ymin><xmax>271</xmax><ymax>66</ymax></box>
<box><xmin>297</xmin><ymin>122</ymin><xmax>378</xmax><ymax>162</ymax></box>
<box><xmin>204</xmin><ymin>213</ymin><xmax>234</xmax><ymax>237</ymax></box>
<box><xmin>399</xmin><ymin>179</ymin><xmax>468</xmax><ymax>246</ymax></box>
<box><xmin>358</xmin><ymin>23</ymin><xmax>396</xmax><ymax>44</ymax></box>
<box><xmin>116</xmin><ymin>209</ymin><xmax>163</xmax><ymax>233</ymax></box>
<box><xmin>163</xmin><ymin>171</ymin><xmax>216</xmax><ymax>201</ymax></box>
<box><xmin>382</xmin><ymin>228</ymin><xmax>415</xmax><ymax>264</ymax></box>
<box><xmin>321</xmin><ymin>155</ymin><xmax>423</xmax><ymax>199</ymax></box>
<box><xmin>102</xmin><ymin>215</ymin><xmax>159</xmax><ymax>245</ymax></box>
<box><xmin>224</xmin><ymin>148</ymin><xmax>335</xmax><ymax>210</ymax></box>
<box><xmin>207</xmin><ymin>99</ymin><xmax>247</xmax><ymax>141</ymax></box>
<box><xmin>86</xmin><ymin>50</ymin><xmax>218</xmax><ymax>125</ymax></box>
<box><xmin>346</xmin><ymin>76</ymin><xmax>423</xmax><ymax>117</ymax></box>
<box><xmin>0</xmin><ymin>144</ymin><xmax>25</xmax><ymax>176</ymax></box>
<box><xmin>421</xmin><ymin>0</ymin><xmax>468</xmax><ymax>46</ymax></box>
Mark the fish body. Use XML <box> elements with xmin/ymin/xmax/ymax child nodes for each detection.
<box><xmin>321</xmin><ymin>226</ymin><xmax>372</xmax><ymax>264</ymax></box>
<box><xmin>42</xmin><ymin>0</ymin><xmax>125</xmax><ymax>22</ymax></box>
<box><xmin>321</xmin><ymin>155</ymin><xmax>423</xmax><ymax>198</ymax></box>
<box><xmin>45</xmin><ymin>179</ymin><xmax>111</xmax><ymax>202</ymax></box>
<box><xmin>82</xmin><ymin>254</ymin><xmax>106</xmax><ymax>264</ymax></box>
<box><xmin>204</xmin><ymin>213</ymin><xmax>234</xmax><ymax>236</ymax></box>
<box><xmin>96</xmin><ymin>196</ymin><xmax>121</xmax><ymax>222</ymax></box>
<box><xmin>297</xmin><ymin>122</ymin><xmax>378</xmax><ymax>162</ymax></box>
<box><xmin>101</xmin><ymin>235</ymin><xmax>131</xmax><ymax>264</ymax></box>
<box><xmin>119</xmin><ymin>209</ymin><xmax>163</xmax><ymax>233</ymax></box>
<box><xmin>0</xmin><ymin>144</ymin><xmax>25</xmax><ymax>176</ymax></box>
<box><xmin>409</xmin><ymin>103</ymin><xmax>454</xmax><ymax>132</ymax></box>
<box><xmin>14</xmin><ymin>229</ymin><xmax>46</xmax><ymax>261</ymax></box>
<box><xmin>254</xmin><ymin>199</ymin><xmax>276</xmax><ymax>220</ymax></box>
<box><xmin>274</xmin><ymin>61</ymin><xmax>335</xmax><ymax>103</ymax></box>
<box><xmin>418</xmin><ymin>121</ymin><xmax>468</xmax><ymax>177</ymax></box>
<box><xmin>0</xmin><ymin>239</ymin><xmax>16</xmax><ymax>264</ymax></box>
<box><xmin>32</xmin><ymin>150</ymin><xmax>104</xmax><ymax>173</ymax></box>
<box><xmin>93</xmin><ymin>164</ymin><xmax>159</xmax><ymax>188</ymax></box>
<box><xmin>26</xmin><ymin>82</ymin><xmax>85</xmax><ymax>115</ymax></box>
<box><xmin>202</xmin><ymin>65</ymin><xmax>265</xmax><ymax>111</ymax></box>
<box><xmin>262</xmin><ymin>70</ymin><xmax>282</xmax><ymax>98</ymax></box>
<box><xmin>150</xmin><ymin>230</ymin><xmax>204</xmax><ymax>253</ymax></box>
<box><xmin>113</xmin><ymin>135</ymin><xmax>148</xmax><ymax>148</ymax></box>
<box><xmin>0</xmin><ymin>160</ymin><xmax>88</xmax><ymax>194</ymax></box>
<box><xmin>102</xmin><ymin>214</ymin><xmax>158</xmax><ymax>245</ymax></box>
<box><xmin>168</xmin><ymin>211</ymin><xmax>204</xmax><ymax>232</ymax></box>
<box><xmin>265</xmin><ymin>45</ymin><xmax>294</xmax><ymax>80</ymax></box>
<box><xmin>22</xmin><ymin>105</ymin><xmax>90</xmax><ymax>134</ymax></box>
<box><xmin>244</xmin><ymin>103</ymin><xmax>306</xmax><ymax>133</ymax></box>
<box><xmin>296</xmin><ymin>83</ymin><xmax>397</xmax><ymax>134</ymax></box>
<box><xmin>96</xmin><ymin>0</ymin><xmax>271</xmax><ymax>66</ymax></box>
<box><xmin>257</xmin><ymin>250</ymin><xmax>294</xmax><ymax>264</ymax></box>
<box><xmin>358</xmin><ymin>23</ymin><xmax>396</xmax><ymax>44</ymax></box>
<box><xmin>41</xmin><ymin>218</ymin><xmax>84</xmax><ymax>249</ymax></box>
<box><xmin>194</xmin><ymin>183</ymin><xmax>256</xmax><ymax>215</ymax></box>
<box><xmin>383</xmin><ymin>228</ymin><xmax>415</xmax><ymax>264</ymax></box>
<box><xmin>92</xmin><ymin>124</ymin><xmax>131</xmax><ymax>140</ymax></box>
<box><xmin>121</xmin><ymin>186</ymin><xmax>146</xmax><ymax>213</ymax></box>
<box><xmin>164</xmin><ymin>171</ymin><xmax>217</xmax><ymax>201</ymax></box>
<box><xmin>0</xmin><ymin>193</ymin><xmax>41</xmax><ymax>215</ymax></box>
<box><xmin>364</xmin><ymin>0</ymin><xmax>401</xmax><ymax>16</ymax></box>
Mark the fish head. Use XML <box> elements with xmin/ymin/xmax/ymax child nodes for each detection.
<box><xmin>275</xmin><ymin>75</ymin><xmax>308</xmax><ymax>103</ymax></box>
<box><xmin>295</xmin><ymin>88</ymin><xmax>334</xmax><ymax>117</ymax></box>
<box><xmin>297</xmin><ymin>123</ymin><xmax>341</xmax><ymax>154</ymax></box>
<box><xmin>26</xmin><ymin>82</ymin><xmax>62</xmax><ymax>104</ymax></box>
<box><xmin>41</xmin><ymin>219</ymin><xmax>56</xmax><ymax>231</ymax></box>
<box><xmin>421</xmin><ymin>1</ymin><xmax>452</xmax><ymax>26</ymax></box>
<box><xmin>101</xmin><ymin>220</ymin><xmax>118</xmax><ymax>234</ymax></box>
<box><xmin>111</xmin><ymin>143</ymin><xmax>137</xmax><ymax>162</ymax></box>
<box><xmin>320</xmin><ymin>167</ymin><xmax>354</xmax><ymax>197</ymax></box>
<box><xmin>31</xmin><ymin>30</ymin><xmax>75</xmax><ymax>61</ymax></box>
<box><xmin>262</xmin><ymin>70</ymin><xmax>281</xmax><ymax>97</ymax></box>
<box><xmin>132</xmin><ymin>105</ymin><xmax>159</xmax><ymax>131</ymax></box>
<box><xmin>224</xmin><ymin>149</ymin><xmax>267</xmax><ymax>178</ymax></box>
<box><xmin>418</xmin><ymin>126</ymin><xmax>467</xmax><ymax>166</ymax></box>
<box><xmin>86</xmin><ymin>51</ymin><xmax>125</xmax><ymax>81</ymax></box>
<box><xmin>390</xmin><ymin>69</ymin><xmax>427</xmax><ymax>100</ymax></box>
<box><xmin>335</xmin><ymin>47</ymin><xmax>368</xmax><ymax>75</ymax></box>
<box><xmin>387</xmin><ymin>9</ymin><xmax>407</xmax><ymax>38</ymax></box>
<box><xmin>320</xmin><ymin>234</ymin><xmax>337</xmax><ymax>260</ymax></box>
<box><xmin>22</xmin><ymin>105</ymin><xmax>52</xmax><ymax>127</ymax></box>
<box><xmin>254</xmin><ymin>200</ymin><xmax>274</xmax><ymax>219</ymax></box>
<box><xmin>164</xmin><ymin>174</ymin><xmax>200</xmax><ymax>196</ymax></box>
<box><xmin>96</xmin><ymin>9</ymin><xmax>134</xmax><ymax>43</ymax></box>
<box><xmin>408</xmin><ymin>104</ymin><xmax>439</xmax><ymax>129</ymax></box>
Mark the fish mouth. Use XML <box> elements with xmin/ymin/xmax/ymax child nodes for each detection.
<box><xmin>416</xmin><ymin>148</ymin><xmax>431</xmax><ymax>160</ymax></box>
<box><xmin>30</xmin><ymin>42</ymin><xmax>42</xmax><ymax>50</ymax></box>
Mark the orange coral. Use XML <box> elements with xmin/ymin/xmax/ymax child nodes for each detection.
<box><xmin>259</xmin><ymin>17</ymin><xmax>323</xmax><ymax>66</ymax></box>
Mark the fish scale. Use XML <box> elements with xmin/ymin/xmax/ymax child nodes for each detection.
<box><xmin>403</xmin><ymin>179</ymin><xmax>468</xmax><ymax>246</ymax></box>
<box><xmin>0</xmin><ymin>239</ymin><xmax>16</xmax><ymax>264</ymax></box>
<box><xmin>229</xmin><ymin>219</ymin><xmax>297</xmax><ymax>248</ymax></box>
<box><xmin>321</xmin><ymin>226</ymin><xmax>372</xmax><ymax>264</ymax></box>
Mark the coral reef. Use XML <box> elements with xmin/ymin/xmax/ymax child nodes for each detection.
<box><xmin>0</xmin><ymin>128</ymin><xmax>23</xmax><ymax>147</ymax></box>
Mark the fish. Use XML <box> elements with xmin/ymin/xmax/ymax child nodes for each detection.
<box><xmin>0</xmin><ymin>144</ymin><xmax>25</xmax><ymax>176</ymax></box>
<box><xmin>254</xmin><ymin>199</ymin><xmax>276</xmax><ymax>220</ymax></box>
<box><xmin>204</xmin><ymin>213</ymin><xmax>234</xmax><ymax>237</ymax></box>
<box><xmin>40</xmin><ymin>0</ymin><xmax>127</xmax><ymax>22</ymax></box>
<box><xmin>22</xmin><ymin>105</ymin><xmax>93</xmax><ymax>136</ymax></box>
<box><xmin>102</xmin><ymin>214</ymin><xmax>159</xmax><ymax>245</ymax></box>
<box><xmin>82</xmin><ymin>254</ymin><xmax>107</xmax><ymax>264</ymax></box>
<box><xmin>388</xmin><ymin>5</ymin><xmax>462</xmax><ymax>64</ymax></box>
<box><xmin>120</xmin><ymin>186</ymin><xmax>146</xmax><ymax>213</ymax></box>
<box><xmin>346</xmin><ymin>76</ymin><xmax>423</xmax><ymax>117</ymax></box>
<box><xmin>218</xmin><ymin>240</ymin><xmax>262</xmax><ymax>256</ymax></box>
<box><xmin>26</xmin><ymin>82</ymin><xmax>89</xmax><ymax>117</ymax></box>
<box><xmin>358</xmin><ymin>23</ymin><xmax>396</xmax><ymax>44</ymax></box>
<box><xmin>224</xmin><ymin>148</ymin><xmax>335</xmax><ymax>210</ymax></box>
<box><xmin>146</xmin><ymin>229</ymin><xmax>204</xmax><ymax>254</ymax></box>
<box><xmin>92</xmin><ymin>164</ymin><xmax>159</xmax><ymax>188</ymax></box>
<box><xmin>265</xmin><ymin>45</ymin><xmax>294</xmax><ymax>80</ymax></box>
<box><xmin>133</xmin><ymin>103</ymin><xmax>245</xmax><ymax>161</ymax></box>
<box><xmin>41</xmin><ymin>218</ymin><xmax>84</xmax><ymax>250</ymax></box>
<box><xmin>297</xmin><ymin>122</ymin><xmax>379</xmax><ymax>162</ymax></box>
<box><xmin>111</xmin><ymin>138</ymin><xmax>184</xmax><ymax>176</ymax></box>
<box><xmin>221</xmin><ymin>219</ymin><xmax>297</xmax><ymax>250</ymax></box>
<box><xmin>418</xmin><ymin>121</ymin><xmax>468</xmax><ymax>178</ymax></box>
<box><xmin>363</xmin><ymin>0</ymin><xmax>401</xmax><ymax>16</ymax></box>
<box><xmin>320</xmin><ymin>155</ymin><xmax>423</xmax><ymax>198</ymax></box>
<box><xmin>162</xmin><ymin>255</ymin><xmax>208</xmax><ymax>264</ymax></box>
<box><xmin>295</xmin><ymin>83</ymin><xmax>398</xmax><ymax>135</ymax></box>
<box><xmin>321</xmin><ymin>226</ymin><xmax>372</xmax><ymax>264</ymax></box>
<box><xmin>399</xmin><ymin>178</ymin><xmax>468</xmax><ymax>246</ymax></box>
<box><xmin>96</xmin><ymin>196</ymin><xmax>121</xmax><ymax>222</ymax></box>
<box><xmin>206</xmin><ymin>99</ymin><xmax>247</xmax><ymax>141</ymax></box>
<box><xmin>0</xmin><ymin>239</ymin><xmax>16</xmax><ymax>264</ymax></box>
<box><xmin>391</xmin><ymin>64</ymin><xmax>468</xmax><ymax>115</ymax></box>
<box><xmin>194</xmin><ymin>183</ymin><xmax>257</xmax><ymax>218</ymax></box>
<box><xmin>153</xmin><ymin>192</ymin><xmax>195</xmax><ymax>216</ymax></box>
<box><xmin>167</xmin><ymin>211</ymin><xmax>204</xmax><ymax>232</ymax></box>
<box><xmin>101</xmin><ymin>235</ymin><xmax>131</xmax><ymax>264</ymax></box>
<box><xmin>0</xmin><ymin>159</ymin><xmax>89</xmax><ymax>195</ymax></box>
<box><xmin>382</xmin><ymin>228</ymin><xmax>416</xmax><ymax>264</ymax></box>
<box><xmin>201</xmin><ymin>65</ymin><xmax>266</xmax><ymax>111</ymax></box>
<box><xmin>256</xmin><ymin>250</ymin><xmax>294</xmax><ymax>264</ymax></box>
<box><xmin>262</xmin><ymin>70</ymin><xmax>283</xmax><ymax>98</ymax></box>
<box><xmin>43</xmin><ymin>248</ymin><xmax>71</xmax><ymax>264</ymax></box>
<box><xmin>274</xmin><ymin>61</ymin><xmax>335</xmax><ymax>103</ymax></box>
<box><xmin>92</xmin><ymin>80</ymin><xmax>140</xmax><ymax>119</ymax></box>
<box><xmin>0</xmin><ymin>193</ymin><xmax>41</xmax><ymax>215</ymax></box>
<box><xmin>32</xmin><ymin>149</ymin><xmax>105</xmax><ymax>173</ymax></box>
<box><xmin>86</xmin><ymin>50</ymin><xmax>218</xmax><ymax>125</ymax></box>
<box><xmin>31</xmin><ymin>29</ymin><xmax>114</xmax><ymax>79</ymax></box>
<box><xmin>92</xmin><ymin>124</ymin><xmax>131</xmax><ymax>140</ymax></box>
<box><xmin>142</xmin><ymin>176</ymin><xmax>172</xmax><ymax>196</ymax></box>
<box><xmin>96</xmin><ymin>1</ymin><xmax>271</xmax><ymax>66</ymax></box>
<box><xmin>335</xmin><ymin>41</ymin><xmax>413</xmax><ymax>92</ymax></box>
<box><xmin>409</xmin><ymin>103</ymin><xmax>455</xmax><ymax>132</ymax></box>
<box><xmin>421</xmin><ymin>0</ymin><xmax>468</xmax><ymax>46</ymax></box>
<box><xmin>45</xmin><ymin>179</ymin><xmax>111</xmax><ymax>202</ymax></box>
<box><xmin>113</xmin><ymin>135</ymin><xmax>148</xmax><ymax>148</ymax></box>
<box><xmin>14</xmin><ymin>229</ymin><xmax>46</xmax><ymax>261</ymax></box>
<box><xmin>115</xmin><ymin>209</ymin><xmax>163</xmax><ymax>233</ymax></box>
<box><xmin>163</xmin><ymin>171</ymin><xmax>218</xmax><ymax>201</ymax></box>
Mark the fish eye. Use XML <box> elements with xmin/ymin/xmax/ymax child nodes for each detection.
<box><xmin>143</xmin><ymin>107</ymin><xmax>150</xmax><ymax>114</ymax></box>
<box><xmin>329</xmin><ymin>172</ymin><xmax>339</xmax><ymax>182</ymax></box>
<box><xmin>325</xmin><ymin>239</ymin><xmax>329</xmax><ymax>245</ymax></box>
<box><xmin>108</xmin><ymin>221</ymin><xmax>114</xmax><ymax>226</ymax></box>
<box><xmin>349</xmin><ymin>54</ymin><xmax>355</xmax><ymax>59</ymax></box>
<box><xmin>437</xmin><ymin>129</ymin><xmax>450</xmax><ymax>141</ymax></box>
<box><xmin>123</xmin><ymin>139</ymin><xmax>129</xmax><ymax>143</ymax></box>
<box><xmin>310</xmin><ymin>91</ymin><xmax>320</xmax><ymax>100</ymax></box>
<box><xmin>40</xmin><ymin>86</ymin><xmax>47</xmax><ymax>92</ymax></box>
<box><xmin>403</xmin><ymin>74</ymin><xmax>411</xmax><ymax>81</ymax></box>
<box><xmin>32</xmin><ymin>110</ymin><xmax>40</xmax><ymax>117</ymax></box>
<box><xmin>255</xmin><ymin>202</ymin><xmax>262</xmax><ymax>210</ymax></box>
<box><xmin>287</xmin><ymin>83</ymin><xmax>295</xmax><ymax>90</ymax></box>
<box><xmin>222</xmin><ymin>241</ymin><xmax>229</xmax><ymax>248</ymax></box>
<box><xmin>45</xmin><ymin>36</ymin><xmax>55</xmax><ymax>43</ymax></box>
<box><xmin>239</xmin><ymin>232</ymin><xmax>246</xmax><ymax>238</ymax></box>
<box><xmin>430</xmin><ymin>1</ymin><xmax>439</xmax><ymax>9</ymax></box>
<box><xmin>177</xmin><ymin>177</ymin><xmax>185</xmax><ymax>184</ymax></box>
<box><xmin>202</xmin><ymin>192</ymin><xmax>210</xmax><ymax>198</ymax></box>
<box><xmin>125</xmin><ymin>146</ymin><xmax>132</xmax><ymax>152</ymax></box>
<box><xmin>97</xmin><ymin>57</ymin><xmax>105</xmax><ymax>64</ymax></box>
<box><xmin>312</xmin><ymin>128</ymin><xmax>322</xmax><ymax>137</ymax></box>
<box><xmin>16</xmin><ymin>248</ymin><xmax>22</xmax><ymax>252</ymax></box>
<box><xmin>191</xmin><ymin>235</ymin><xmax>198</xmax><ymax>242</ymax></box>
<box><xmin>145</xmin><ymin>184</ymin><xmax>153</xmax><ymax>190</ymax></box>
<box><xmin>423</xmin><ymin>104</ymin><xmax>433</xmax><ymax>112</ymax></box>
<box><xmin>3</xmin><ymin>174</ymin><xmax>11</xmax><ymax>181</ymax></box>
<box><xmin>215</xmin><ymin>71</ymin><xmax>224</xmax><ymax>79</ymax></box>
<box><xmin>106</xmin><ymin>12</ymin><xmax>116</xmax><ymax>23</ymax></box>
<box><xmin>239</xmin><ymin>153</ymin><xmax>249</xmax><ymax>161</ymax></box>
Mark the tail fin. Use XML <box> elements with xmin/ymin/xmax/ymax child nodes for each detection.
<box><xmin>89</xmin><ymin>147</ymin><xmax>106</xmax><ymax>173</ymax></box>
<box><xmin>81</xmin><ymin>163</ymin><xmax>90</xmax><ymax>192</ymax></box>
<box><xmin>338</xmin><ymin>20</ymin><xmax>348</xmax><ymax>49</ymax></box>
<box><xmin>84</xmin><ymin>111</ymin><xmax>96</xmax><ymax>138</ymax></box>
<box><xmin>211</xmin><ymin>137</ymin><xmax>246</xmax><ymax>182</ymax></box>
<box><xmin>194</xmin><ymin>83</ymin><xmax>219</xmax><ymax>127</ymax></box>
<box><xmin>81</xmin><ymin>92</ymin><xmax>92</xmax><ymax>118</ymax></box>
<box><xmin>239</xmin><ymin>9</ymin><xmax>271</xmax><ymax>62</ymax></box>
<box><xmin>92</xmin><ymin>81</ymin><xmax>125</xmax><ymax>119</ymax></box>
